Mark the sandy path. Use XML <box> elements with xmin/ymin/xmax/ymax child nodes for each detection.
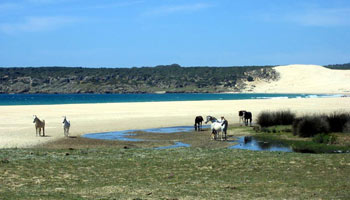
<box><xmin>1</xmin><ymin>97</ymin><xmax>350</xmax><ymax>148</ymax></box>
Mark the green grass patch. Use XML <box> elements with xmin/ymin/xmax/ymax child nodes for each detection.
<box><xmin>254</xmin><ymin>126</ymin><xmax>350</xmax><ymax>153</ymax></box>
<box><xmin>1</xmin><ymin>147</ymin><xmax>350</xmax><ymax>199</ymax></box>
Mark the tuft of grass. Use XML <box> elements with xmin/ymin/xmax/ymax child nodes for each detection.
<box><xmin>327</xmin><ymin>112</ymin><xmax>350</xmax><ymax>133</ymax></box>
<box><xmin>294</xmin><ymin>115</ymin><xmax>330</xmax><ymax>137</ymax></box>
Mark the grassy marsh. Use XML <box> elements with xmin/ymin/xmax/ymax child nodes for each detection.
<box><xmin>1</xmin><ymin>126</ymin><xmax>350</xmax><ymax>199</ymax></box>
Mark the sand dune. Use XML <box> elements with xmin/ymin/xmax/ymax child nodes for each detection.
<box><xmin>244</xmin><ymin>64</ymin><xmax>350</xmax><ymax>94</ymax></box>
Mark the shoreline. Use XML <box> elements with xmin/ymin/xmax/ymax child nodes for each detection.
<box><xmin>0</xmin><ymin>93</ymin><xmax>348</xmax><ymax>107</ymax></box>
<box><xmin>1</xmin><ymin>97</ymin><xmax>350</xmax><ymax>148</ymax></box>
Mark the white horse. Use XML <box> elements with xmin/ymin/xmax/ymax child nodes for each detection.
<box><xmin>33</xmin><ymin>115</ymin><xmax>45</xmax><ymax>137</ymax></box>
<box><xmin>205</xmin><ymin>116</ymin><xmax>226</xmax><ymax>141</ymax></box>
<box><xmin>62</xmin><ymin>116</ymin><xmax>70</xmax><ymax>137</ymax></box>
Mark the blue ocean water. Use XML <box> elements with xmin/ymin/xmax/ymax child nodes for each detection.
<box><xmin>0</xmin><ymin>93</ymin><xmax>342</xmax><ymax>106</ymax></box>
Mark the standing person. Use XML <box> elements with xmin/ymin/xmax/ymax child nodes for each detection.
<box><xmin>221</xmin><ymin>116</ymin><xmax>228</xmax><ymax>141</ymax></box>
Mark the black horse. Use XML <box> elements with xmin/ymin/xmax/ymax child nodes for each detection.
<box><xmin>238</xmin><ymin>110</ymin><xmax>247</xmax><ymax>125</ymax></box>
<box><xmin>194</xmin><ymin>116</ymin><xmax>204</xmax><ymax>131</ymax></box>
<box><xmin>243</xmin><ymin>111</ymin><xmax>253</xmax><ymax>126</ymax></box>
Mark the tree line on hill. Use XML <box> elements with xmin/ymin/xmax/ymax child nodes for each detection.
<box><xmin>0</xmin><ymin>64</ymin><xmax>278</xmax><ymax>94</ymax></box>
<box><xmin>324</xmin><ymin>63</ymin><xmax>350</xmax><ymax>70</ymax></box>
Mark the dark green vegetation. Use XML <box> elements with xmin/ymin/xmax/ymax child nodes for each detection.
<box><xmin>256</xmin><ymin>111</ymin><xmax>350</xmax><ymax>153</ymax></box>
<box><xmin>256</xmin><ymin>125</ymin><xmax>350</xmax><ymax>153</ymax></box>
<box><xmin>293</xmin><ymin>112</ymin><xmax>350</xmax><ymax>137</ymax></box>
<box><xmin>256</xmin><ymin>110</ymin><xmax>296</xmax><ymax>127</ymax></box>
<box><xmin>325</xmin><ymin>63</ymin><xmax>350</xmax><ymax>70</ymax></box>
<box><xmin>257</xmin><ymin>110</ymin><xmax>350</xmax><ymax>136</ymax></box>
<box><xmin>0</xmin><ymin>64</ymin><xmax>278</xmax><ymax>93</ymax></box>
<box><xmin>1</xmin><ymin>147</ymin><xmax>350</xmax><ymax>199</ymax></box>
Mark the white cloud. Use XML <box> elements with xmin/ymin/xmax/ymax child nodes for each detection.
<box><xmin>286</xmin><ymin>8</ymin><xmax>350</xmax><ymax>27</ymax></box>
<box><xmin>143</xmin><ymin>3</ymin><xmax>212</xmax><ymax>16</ymax></box>
<box><xmin>0</xmin><ymin>16</ymin><xmax>80</xmax><ymax>34</ymax></box>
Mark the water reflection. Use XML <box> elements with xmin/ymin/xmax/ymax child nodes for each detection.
<box><xmin>83</xmin><ymin>130</ymin><xmax>142</xmax><ymax>141</ymax></box>
<box><xmin>229</xmin><ymin>136</ymin><xmax>293</xmax><ymax>152</ymax></box>
<box><xmin>155</xmin><ymin>142</ymin><xmax>191</xmax><ymax>150</ymax></box>
<box><xmin>83</xmin><ymin>126</ymin><xmax>293</xmax><ymax>152</ymax></box>
<box><xmin>83</xmin><ymin>125</ymin><xmax>209</xmax><ymax>142</ymax></box>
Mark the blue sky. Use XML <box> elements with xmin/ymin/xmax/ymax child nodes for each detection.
<box><xmin>0</xmin><ymin>0</ymin><xmax>349</xmax><ymax>67</ymax></box>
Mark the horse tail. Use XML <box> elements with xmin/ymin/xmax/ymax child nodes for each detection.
<box><xmin>43</xmin><ymin>120</ymin><xmax>45</xmax><ymax>125</ymax></box>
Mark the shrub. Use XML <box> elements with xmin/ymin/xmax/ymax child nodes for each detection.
<box><xmin>256</xmin><ymin>111</ymin><xmax>275</xmax><ymax>127</ymax></box>
<box><xmin>257</xmin><ymin>110</ymin><xmax>296</xmax><ymax>127</ymax></box>
<box><xmin>274</xmin><ymin>110</ymin><xmax>296</xmax><ymax>125</ymax></box>
<box><xmin>344</xmin><ymin>121</ymin><xmax>350</xmax><ymax>133</ymax></box>
<box><xmin>326</xmin><ymin>112</ymin><xmax>350</xmax><ymax>133</ymax></box>
<box><xmin>312</xmin><ymin>133</ymin><xmax>337</xmax><ymax>144</ymax></box>
<box><xmin>292</xmin><ymin>117</ymin><xmax>303</xmax><ymax>136</ymax></box>
<box><xmin>294</xmin><ymin>115</ymin><xmax>330</xmax><ymax>137</ymax></box>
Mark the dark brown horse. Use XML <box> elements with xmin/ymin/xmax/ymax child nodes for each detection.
<box><xmin>194</xmin><ymin>116</ymin><xmax>204</xmax><ymax>131</ymax></box>
<box><xmin>238</xmin><ymin>110</ymin><xmax>246</xmax><ymax>125</ymax></box>
<box><xmin>243</xmin><ymin>112</ymin><xmax>252</xmax><ymax>126</ymax></box>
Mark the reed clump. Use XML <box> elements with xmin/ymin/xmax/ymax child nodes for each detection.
<box><xmin>258</xmin><ymin>110</ymin><xmax>350</xmax><ymax>137</ymax></box>
<box><xmin>257</xmin><ymin>110</ymin><xmax>296</xmax><ymax>127</ymax></box>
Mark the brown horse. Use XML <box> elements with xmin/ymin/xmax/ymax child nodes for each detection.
<box><xmin>33</xmin><ymin>115</ymin><xmax>45</xmax><ymax>136</ymax></box>
<box><xmin>243</xmin><ymin>112</ymin><xmax>252</xmax><ymax>126</ymax></box>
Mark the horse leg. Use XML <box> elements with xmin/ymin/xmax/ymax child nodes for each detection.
<box><xmin>212</xmin><ymin>129</ymin><xmax>216</xmax><ymax>140</ymax></box>
<box><xmin>42</xmin><ymin>127</ymin><xmax>45</xmax><ymax>137</ymax></box>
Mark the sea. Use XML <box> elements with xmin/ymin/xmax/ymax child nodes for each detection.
<box><xmin>0</xmin><ymin>93</ymin><xmax>342</xmax><ymax>106</ymax></box>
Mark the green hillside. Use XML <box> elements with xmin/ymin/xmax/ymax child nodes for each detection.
<box><xmin>0</xmin><ymin>64</ymin><xmax>278</xmax><ymax>94</ymax></box>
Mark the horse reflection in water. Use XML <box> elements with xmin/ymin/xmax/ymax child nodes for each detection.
<box><xmin>230</xmin><ymin>136</ymin><xmax>293</xmax><ymax>152</ymax></box>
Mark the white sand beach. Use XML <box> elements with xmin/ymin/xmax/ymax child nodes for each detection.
<box><xmin>1</xmin><ymin>97</ymin><xmax>350</xmax><ymax>148</ymax></box>
<box><xmin>1</xmin><ymin>64</ymin><xmax>350</xmax><ymax>148</ymax></box>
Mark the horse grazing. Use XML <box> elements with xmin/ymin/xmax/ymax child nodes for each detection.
<box><xmin>194</xmin><ymin>116</ymin><xmax>204</xmax><ymax>131</ymax></box>
<box><xmin>33</xmin><ymin>115</ymin><xmax>45</xmax><ymax>137</ymax></box>
<box><xmin>238</xmin><ymin>110</ymin><xmax>247</xmax><ymax>126</ymax></box>
<box><xmin>62</xmin><ymin>116</ymin><xmax>70</xmax><ymax>137</ymax></box>
<box><xmin>205</xmin><ymin>116</ymin><xmax>226</xmax><ymax>141</ymax></box>
<box><xmin>243</xmin><ymin>111</ymin><xmax>253</xmax><ymax>126</ymax></box>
